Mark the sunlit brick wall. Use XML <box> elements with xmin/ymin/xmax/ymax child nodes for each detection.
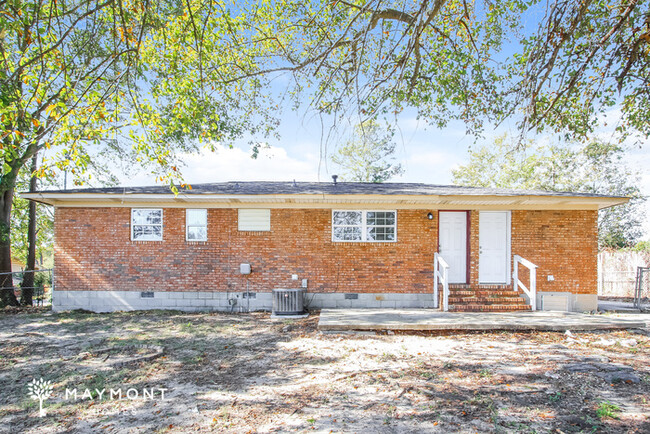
<box><xmin>54</xmin><ymin>207</ymin><xmax>438</xmax><ymax>293</ymax></box>
<box><xmin>53</xmin><ymin>207</ymin><xmax>597</xmax><ymax>295</ymax></box>
<box><xmin>511</xmin><ymin>210</ymin><xmax>598</xmax><ymax>295</ymax></box>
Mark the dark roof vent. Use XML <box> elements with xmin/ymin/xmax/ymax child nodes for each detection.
<box><xmin>332</xmin><ymin>175</ymin><xmax>338</xmax><ymax>185</ymax></box>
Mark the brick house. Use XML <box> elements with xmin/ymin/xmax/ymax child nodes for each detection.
<box><xmin>23</xmin><ymin>181</ymin><xmax>627</xmax><ymax>313</ymax></box>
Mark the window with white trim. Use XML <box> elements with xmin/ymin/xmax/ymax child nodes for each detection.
<box><xmin>332</xmin><ymin>210</ymin><xmax>396</xmax><ymax>242</ymax></box>
<box><xmin>131</xmin><ymin>209</ymin><xmax>163</xmax><ymax>241</ymax></box>
<box><xmin>186</xmin><ymin>209</ymin><xmax>207</xmax><ymax>241</ymax></box>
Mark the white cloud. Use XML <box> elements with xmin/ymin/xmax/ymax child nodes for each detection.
<box><xmin>119</xmin><ymin>144</ymin><xmax>321</xmax><ymax>186</ymax></box>
<box><xmin>394</xmin><ymin>149</ymin><xmax>462</xmax><ymax>184</ymax></box>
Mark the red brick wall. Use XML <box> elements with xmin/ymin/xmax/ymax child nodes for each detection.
<box><xmin>54</xmin><ymin>208</ymin><xmax>438</xmax><ymax>293</ymax></box>
<box><xmin>53</xmin><ymin>207</ymin><xmax>597</xmax><ymax>295</ymax></box>
<box><xmin>511</xmin><ymin>210</ymin><xmax>598</xmax><ymax>295</ymax></box>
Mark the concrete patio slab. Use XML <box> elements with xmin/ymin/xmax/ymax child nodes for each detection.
<box><xmin>598</xmin><ymin>300</ymin><xmax>642</xmax><ymax>313</ymax></box>
<box><xmin>317</xmin><ymin>309</ymin><xmax>649</xmax><ymax>332</ymax></box>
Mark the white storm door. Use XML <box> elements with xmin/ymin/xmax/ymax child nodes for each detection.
<box><xmin>479</xmin><ymin>211</ymin><xmax>511</xmax><ymax>284</ymax></box>
<box><xmin>438</xmin><ymin>212</ymin><xmax>468</xmax><ymax>284</ymax></box>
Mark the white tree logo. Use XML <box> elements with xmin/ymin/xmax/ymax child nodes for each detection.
<box><xmin>27</xmin><ymin>378</ymin><xmax>54</xmax><ymax>417</ymax></box>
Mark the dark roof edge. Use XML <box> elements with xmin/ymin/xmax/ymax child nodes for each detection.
<box><xmin>22</xmin><ymin>181</ymin><xmax>629</xmax><ymax>199</ymax></box>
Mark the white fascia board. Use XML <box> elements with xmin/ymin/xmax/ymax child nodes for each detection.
<box><xmin>20</xmin><ymin>192</ymin><xmax>629</xmax><ymax>210</ymax></box>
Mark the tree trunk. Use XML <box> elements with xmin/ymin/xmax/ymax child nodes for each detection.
<box><xmin>0</xmin><ymin>185</ymin><xmax>18</xmax><ymax>307</ymax></box>
<box><xmin>21</xmin><ymin>153</ymin><xmax>38</xmax><ymax>306</ymax></box>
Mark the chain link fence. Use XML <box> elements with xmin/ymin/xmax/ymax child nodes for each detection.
<box><xmin>2</xmin><ymin>269</ymin><xmax>53</xmax><ymax>306</ymax></box>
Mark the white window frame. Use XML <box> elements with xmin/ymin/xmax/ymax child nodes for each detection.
<box><xmin>131</xmin><ymin>208</ymin><xmax>163</xmax><ymax>241</ymax></box>
<box><xmin>186</xmin><ymin>209</ymin><xmax>208</xmax><ymax>241</ymax></box>
<box><xmin>331</xmin><ymin>210</ymin><xmax>397</xmax><ymax>243</ymax></box>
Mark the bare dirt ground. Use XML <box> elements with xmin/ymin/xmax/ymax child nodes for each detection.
<box><xmin>0</xmin><ymin>308</ymin><xmax>649</xmax><ymax>433</ymax></box>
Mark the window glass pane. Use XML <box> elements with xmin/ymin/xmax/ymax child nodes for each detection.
<box><xmin>333</xmin><ymin>210</ymin><xmax>395</xmax><ymax>242</ymax></box>
<box><xmin>146</xmin><ymin>212</ymin><xmax>162</xmax><ymax>225</ymax></box>
<box><xmin>194</xmin><ymin>227</ymin><xmax>207</xmax><ymax>240</ymax></box>
<box><xmin>333</xmin><ymin>211</ymin><xmax>362</xmax><ymax>226</ymax></box>
<box><xmin>151</xmin><ymin>226</ymin><xmax>163</xmax><ymax>240</ymax></box>
<box><xmin>343</xmin><ymin>226</ymin><xmax>362</xmax><ymax>240</ymax></box>
<box><xmin>133</xmin><ymin>209</ymin><xmax>162</xmax><ymax>225</ymax></box>
<box><xmin>132</xmin><ymin>225</ymin><xmax>162</xmax><ymax>241</ymax></box>
<box><xmin>367</xmin><ymin>226</ymin><xmax>395</xmax><ymax>241</ymax></box>
<box><xmin>367</xmin><ymin>211</ymin><xmax>395</xmax><ymax>226</ymax></box>
<box><xmin>133</xmin><ymin>226</ymin><xmax>145</xmax><ymax>240</ymax></box>
<box><xmin>187</xmin><ymin>227</ymin><xmax>207</xmax><ymax>241</ymax></box>
<box><xmin>132</xmin><ymin>209</ymin><xmax>163</xmax><ymax>241</ymax></box>
<box><xmin>187</xmin><ymin>209</ymin><xmax>207</xmax><ymax>226</ymax></box>
<box><xmin>333</xmin><ymin>226</ymin><xmax>362</xmax><ymax>241</ymax></box>
<box><xmin>132</xmin><ymin>209</ymin><xmax>147</xmax><ymax>225</ymax></box>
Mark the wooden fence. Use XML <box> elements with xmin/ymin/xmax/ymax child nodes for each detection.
<box><xmin>598</xmin><ymin>250</ymin><xmax>650</xmax><ymax>297</ymax></box>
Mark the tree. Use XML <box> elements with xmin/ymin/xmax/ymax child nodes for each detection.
<box><xmin>452</xmin><ymin>135</ymin><xmax>646</xmax><ymax>247</ymax></box>
<box><xmin>217</xmin><ymin>0</ymin><xmax>649</xmax><ymax>140</ymax></box>
<box><xmin>19</xmin><ymin>152</ymin><xmax>38</xmax><ymax>306</ymax></box>
<box><xmin>0</xmin><ymin>0</ymin><xmax>150</xmax><ymax>305</ymax></box>
<box><xmin>0</xmin><ymin>1</ymin><xmax>278</xmax><ymax>305</ymax></box>
<box><xmin>331</xmin><ymin>121</ymin><xmax>403</xmax><ymax>182</ymax></box>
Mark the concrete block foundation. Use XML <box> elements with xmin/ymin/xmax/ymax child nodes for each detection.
<box><xmin>52</xmin><ymin>290</ymin><xmax>439</xmax><ymax>313</ymax></box>
<box><xmin>52</xmin><ymin>290</ymin><xmax>594</xmax><ymax>313</ymax></box>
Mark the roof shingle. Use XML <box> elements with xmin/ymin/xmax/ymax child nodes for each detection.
<box><xmin>33</xmin><ymin>181</ymin><xmax>625</xmax><ymax>198</ymax></box>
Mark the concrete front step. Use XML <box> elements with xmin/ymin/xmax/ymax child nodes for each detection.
<box><xmin>449</xmin><ymin>304</ymin><xmax>532</xmax><ymax>312</ymax></box>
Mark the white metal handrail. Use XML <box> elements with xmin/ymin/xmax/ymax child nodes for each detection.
<box><xmin>513</xmin><ymin>255</ymin><xmax>537</xmax><ymax>311</ymax></box>
<box><xmin>434</xmin><ymin>252</ymin><xmax>450</xmax><ymax>311</ymax></box>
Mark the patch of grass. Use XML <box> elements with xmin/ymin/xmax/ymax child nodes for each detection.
<box><xmin>383</xmin><ymin>405</ymin><xmax>397</xmax><ymax>425</ymax></box>
<box><xmin>549</xmin><ymin>391</ymin><xmax>562</xmax><ymax>403</ymax></box>
<box><xmin>596</xmin><ymin>401</ymin><xmax>620</xmax><ymax>419</ymax></box>
<box><xmin>379</xmin><ymin>352</ymin><xmax>397</xmax><ymax>362</ymax></box>
<box><xmin>467</xmin><ymin>393</ymin><xmax>498</xmax><ymax>426</ymax></box>
<box><xmin>583</xmin><ymin>415</ymin><xmax>602</xmax><ymax>432</ymax></box>
<box><xmin>479</xmin><ymin>368</ymin><xmax>492</xmax><ymax>378</ymax></box>
<box><xmin>641</xmin><ymin>374</ymin><xmax>650</xmax><ymax>384</ymax></box>
<box><xmin>211</xmin><ymin>407</ymin><xmax>232</xmax><ymax>429</ymax></box>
